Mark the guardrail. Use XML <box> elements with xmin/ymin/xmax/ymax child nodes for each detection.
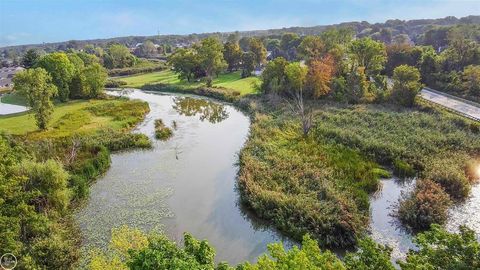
<box><xmin>419</xmin><ymin>91</ymin><xmax>480</xmax><ymax>122</ymax></box>
<box><xmin>422</xmin><ymin>87</ymin><xmax>480</xmax><ymax>109</ymax></box>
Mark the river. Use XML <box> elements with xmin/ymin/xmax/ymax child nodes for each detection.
<box><xmin>76</xmin><ymin>89</ymin><xmax>480</xmax><ymax>265</ymax></box>
<box><xmin>76</xmin><ymin>89</ymin><xmax>292</xmax><ymax>265</ymax></box>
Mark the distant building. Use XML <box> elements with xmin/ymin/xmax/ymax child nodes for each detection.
<box><xmin>0</xmin><ymin>67</ymin><xmax>24</xmax><ymax>88</ymax></box>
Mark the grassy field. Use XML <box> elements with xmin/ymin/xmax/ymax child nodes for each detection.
<box><xmin>0</xmin><ymin>98</ymin><xmax>149</xmax><ymax>138</ymax></box>
<box><xmin>119</xmin><ymin>70</ymin><xmax>260</xmax><ymax>95</ymax></box>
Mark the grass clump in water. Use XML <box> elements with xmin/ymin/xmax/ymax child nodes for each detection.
<box><xmin>154</xmin><ymin>119</ymin><xmax>173</xmax><ymax>140</ymax></box>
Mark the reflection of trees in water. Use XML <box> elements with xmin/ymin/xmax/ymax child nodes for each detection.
<box><xmin>172</xmin><ymin>97</ymin><xmax>229</xmax><ymax>123</ymax></box>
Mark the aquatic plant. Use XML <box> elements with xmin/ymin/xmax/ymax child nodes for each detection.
<box><xmin>154</xmin><ymin>119</ymin><xmax>173</xmax><ymax>140</ymax></box>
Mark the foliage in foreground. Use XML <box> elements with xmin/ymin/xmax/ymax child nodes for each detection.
<box><xmin>89</xmin><ymin>224</ymin><xmax>480</xmax><ymax>270</ymax></box>
<box><xmin>0</xmin><ymin>98</ymin><xmax>150</xmax><ymax>269</ymax></box>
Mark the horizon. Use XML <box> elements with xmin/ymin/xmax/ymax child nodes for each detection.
<box><xmin>1</xmin><ymin>0</ymin><xmax>479</xmax><ymax>47</ymax></box>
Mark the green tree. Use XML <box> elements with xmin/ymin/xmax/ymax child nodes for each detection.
<box><xmin>239</xmin><ymin>235</ymin><xmax>345</xmax><ymax>270</ymax></box>
<box><xmin>13</xmin><ymin>68</ymin><xmax>57</xmax><ymax>129</ymax></box>
<box><xmin>462</xmin><ymin>65</ymin><xmax>480</xmax><ymax>96</ymax></box>
<box><xmin>418</xmin><ymin>47</ymin><xmax>439</xmax><ymax>85</ymax></box>
<box><xmin>241</xmin><ymin>51</ymin><xmax>256</xmax><ymax>78</ymax></box>
<box><xmin>223</xmin><ymin>41</ymin><xmax>242</xmax><ymax>72</ymax></box>
<box><xmin>391</xmin><ymin>65</ymin><xmax>423</xmax><ymax>107</ymax></box>
<box><xmin>298</xmin><ymin>36</ymin><xmax>325</xmax><ymax>62</ymax></box>
<box><xmin>197</xmin><ymin>37</ymin><xmax>227</xmax><ymax>86</ymax></box>
<box><xmin>128</xmin><ymin>233</ymin><xmax>216</xmax><ymax>270</ymax></box>
<box><xmin>348</xmin><ymin>37</ymin><xmax>387</xmax><ymax>76</ymax></box>
<box><xmin>36</xmin><ymin>52</ymin><xmax>75</xmax><ymax>102</ymax></box>
<box><xmin>260</xmin><ymin>57</ymin><xmax>289</xmax><ymax>94</ymax></box>
<box><xmin>21</xmin><ymin>49</ymin><xmax>40</xmax><ymax>68</ymax></box>
<box><xmin>84</xmin><ymin>63</ymin><xmax>108</xmax><ymax>98</ymax></box>
<box><xmin>105</xmin><ymin>44</ymin><xmax>136</xmax><ymax>69</ymax></box>
<box><xmin>67</xmin><ymin>53</ymin><xmax>86</xmax><ymax>99</ymax></box>
<box><xmin>400</xmin><ymin>224</ymin><xmax>480</xmax><ymax>269</ymax></box>
<box><xmin>344</xmin><ymin>238</ymin><xmax>395</xmax><ymax>270</ymax></box>
<box><xmin>248</xmin><ymin>37</ymin><xmax>267</xmax><ymax>68</ymax></box>
<box><xmin>168</xmin><ymin>48</ymin><xmax>199</xmax><ymax>82</ymax></box>
<box><xmin>285</xmin><ymin>62</ymin><xmax>311</xmax><ymax>136</ymax></box>
<box><xmin>280</xmin><ymin>33</ymin><xmax>301</xmax><ymax>60</ymax></box>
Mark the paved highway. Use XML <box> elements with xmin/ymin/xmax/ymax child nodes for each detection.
<box><xmin>419</xmin><ymin>88</ymin><xmax>480</xmax><ymax>121</ymax></box>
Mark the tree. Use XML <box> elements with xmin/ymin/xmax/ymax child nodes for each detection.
<box><xmin>320</xmin><ymin>27</ymin><xmax>355</xmax><ymax>51</ymax></box>
<box><xmin>128</xmin><ymin>233</ymin><xmax>216</xmax><ymax>270</ymax></box>
<box><xmin>13</xmin><ymin>68</ymin><xmax>57</xmax><ymax>130</ymax></box>
<box><xmin>344</xmin><ymin>238</ymin><xmax>395</xmax><ymax>270</ymax></box>
<box><xmin>67</xmin><ymin>53</ymin><xmax>86</xmax><ymax>99</ymax></box>
<box><xmin>168</xmin><ymin>48</ymin><xmax>199</xmax><ymax>82</ymax></box>
<box><xmin>21</xmin><ymin>49</ymin><xmax>40</xmax><ymax>68</ymax></box>
<box><xmin>298</xmin><ymin>36</ymin><xmax>325</xmax><ymax>62</ymax></box>
<box><xmin>104</xmin><ymin>44</ymin><xmax>136</xmax><ymax>69</ymax></box>
<box><xmin>391</xmin><ymin>65</ymin><xmax>423</xmax><ymax>107</ymax></box>
<box><xmin>418</xmin><ymin>47</ymin><xmax>439</xmax><ymax>85</ymax></box>
<box><xmin>400</xmin><ymin>224</ymin><xmax>480</xmax><ymax>269</ymax></box>
<box><xmin>260</xmin><ymin>57</ymin><xmax>289</xmax><ymax>94</ymax></box>
<box><xmin>223</xmin><ymin>41</ymin><xmax>242</xmax><ymax>72</ymax></box>
<box><xmin>135</xmin><ymin>40</ymin><xmax>157</xmax><ymax>58</ymax></box>
<box><xmin>241</xmin><ymin>52</ymin><xmax>256</xmax><ymax>78</ymax></box>
<box><xmin>248</xmin><ymin>37</ymin><xmax>267</xmax><ymax>68</ymax></box>
<box><xmin>462</xmin><ymin>65</ymin><xmax>480</xmax><ymax>96</ymax></box>
<box><xmin>197</xmin><ymin>37</ymin><xmax>227</xmax><ymax>86</ymax></box>
<box><xmin>280</xmin><ymin>33</ymin><xmax>301</xmax><ymax>60</ymax></box>
<box><xmin>36</xmin><ymin>52</ymin><xmax>75</xmax><ymax>102</ymax></box>
<box><xmin>348</xmin><ymin>37</ymin><xmax>387</xmax><ymax>76</ymax></box>
<box><xmin>239</xmin><ymin>235</ymin><xmax>345</xmax><ymax>270</ymax></box>
<box><xmin>306</xmin><ymin>56</ymin><xmax>335</xmax><ymax>98</ymax></box>
<box><xmin>239</xmin><ymin>36</ymin><xmax>251</xmax><ymax>51</ymax></box>
<box><xmin>285</xmin><ymin>62</ymin><xmax>311</xmax><ymax>136</ymax></box>
<box><xmin>16</xmin><ymin>159</ymin><xmax>70</xmax><ymax>213</ymax></box>
<box><xmin>83</xmin><ymin>63</ymin><xmax>108</xmax><ymax>98</ymax></box>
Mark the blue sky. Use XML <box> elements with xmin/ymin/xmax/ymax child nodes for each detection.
<box><xmin>1</xmin><ymin>0</ymin><xmax>479</xmax><ymax>47</ymax></box>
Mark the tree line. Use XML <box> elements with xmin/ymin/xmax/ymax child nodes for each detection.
<box><xmin>14</xmin><ymin>50</ymin><xmax>108</xmax><ymax>129</ymax></box>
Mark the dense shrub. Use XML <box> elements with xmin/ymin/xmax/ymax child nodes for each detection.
<box><xmin>141</xmin><ymin>83</ymin><xmax>241</xmax><ymax>102</ymax></box>
<box><xmin>238</xmin><ymin>114</ymin><xmax>385</xmax><ymax>248</ymax></box>
<box><xmin>399</xmin><ymin>224</ymin><xmax>480</xmax><ymax>269</ymax></box>
<box><xmin>422</xmin><ymin>154</ymin><xmax>471</xmax><ymax>200</ymax></box>
<box><xmin>397</xmin><ymin>179</ymin><xmax>452</xmax><ymax>230</ymax></box>
<box><xmin>107</xmin><ymin>61</ymin><xmax>166</xmax><ymax>76</ymax></box>
<box><xmin>105</xmin><ymin>79</ymin><xmax>127</xmax><ymax>88</ymax></box>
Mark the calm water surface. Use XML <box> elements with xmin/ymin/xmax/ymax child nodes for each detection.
<box><xmin>76</xmin><ymin>90</ymin><xmax>292</xmax><ymax>264</ymax></box>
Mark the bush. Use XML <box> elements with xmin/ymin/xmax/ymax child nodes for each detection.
<box><xmin>422</xmin><ymin>155</ymin><xmax>471</xmax><ymax>200</ymax></box>
<box><xmin>105</xmin><ymin>79</ymin><xmax>127</xmax><ymax>88</ymax></box>
<box><xmin>397</xmin><ymin>179</ymin><xmax>452</xmax><ymax>230</ymax></box>
<box><xmin>154</xmin><ymin>119</ymin><xmax>173</xmax><ymax>140</ymax></box>
<box><xmin>393</xmin><ymin>159</ymin><xmax>416</xmax><ymax>178</ymax></box>
<box><xmin>390</xmin><ymin>65</ymin><xmax>422</xmax><ymax>107</ymax></box>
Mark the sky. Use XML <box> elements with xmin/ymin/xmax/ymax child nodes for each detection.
<box><xmin>1</xmin><ymin>0</ymin><xmax>479</xmax><ymax>47</ymax></box>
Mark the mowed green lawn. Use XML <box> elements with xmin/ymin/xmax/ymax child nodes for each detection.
<box><xmin>120</xmin><ymin>70</ymin><xmax>260</xmax><ymax>95</ymax></box>
<box><xmin>0</xmin><ymin>99</ymin><xmax>148</xmax><ymax>138</ymax></box>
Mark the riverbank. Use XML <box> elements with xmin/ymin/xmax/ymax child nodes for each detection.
<box><xmin>0</xmin><ymin>96</ymin><xmax>151</xmax><ymax>269</ymax></box>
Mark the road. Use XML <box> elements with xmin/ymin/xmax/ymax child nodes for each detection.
<box><xmin>419</xmin><ymin>88</ymin><xmax>480</xmax><ymax>121</ymax></box>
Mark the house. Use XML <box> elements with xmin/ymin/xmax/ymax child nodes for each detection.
<box><xmin>0</xmin><ymin>67</ymin><xmax>24</xmax><ymax>88</ymax></box>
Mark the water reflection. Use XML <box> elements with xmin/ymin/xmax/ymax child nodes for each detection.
<box><xmin>172</xmin><ymin>96</ymin><xmax>229</xmax><ymax>123</ymax></box>
<box><xmin>369</xmin><ymin>177</ymin><xmax>416</xmax><ymax>261</ymax></box>
<box><xmin>77</xmin><ymin>90</ymin><xmax>290</xmax><ymax>265</ymax></box>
